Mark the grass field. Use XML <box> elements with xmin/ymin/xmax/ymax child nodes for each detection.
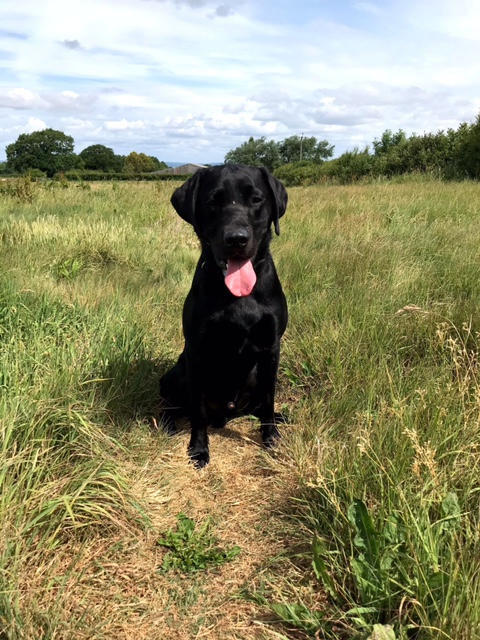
<box><xmin>1</xmin><ymin>176</ymin><xmax>480</xmax><ymax>639</ymax></box>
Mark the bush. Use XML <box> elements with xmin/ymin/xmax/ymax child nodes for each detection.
<box><xmin>332</xmin><ymin>147</ymin><xmax>379</xmax><ymax>183</ymax></box>
<box><xmin>0</xmin><ymin>175</ymin><xmax>38</xmax><ymax>202</ymax></box>
<box><xmin>61</xmin><ymin>170</ymin><xmax>192</xmax><ymax>182</ymax></box>
<box><xmin>275</xmin><ymin>152</ymin><xmax>383</xmax><ymax>186</ymax></box>
<box><xmin>454</xmin><ymin>116</ymin><xmax>480</xmax><ymax>179</ymax></box>
<box><xmin>274</xmin><ymin>161</ymin><xmax>327</xmax><ymax>186</ymax></box>
<box><xmin>25</xmin><ymin>168</ymin><xmax>47</xmax><ymax>181</ymax></box>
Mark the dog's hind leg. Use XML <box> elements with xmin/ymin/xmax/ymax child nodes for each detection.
<box><xmin>159</xmin><ymin>352</ymin><xmax>189</xmax><ymax>434</ymax></box>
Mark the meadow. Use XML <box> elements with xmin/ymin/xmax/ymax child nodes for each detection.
<box><xmin>1</xmin><ymin>176</ymin><xmax>480</xmax><ymax>639</ymax></box>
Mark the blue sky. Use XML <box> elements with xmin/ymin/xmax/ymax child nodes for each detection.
<box><xmin>1</xmin><ymin>0</ymin><xmax>480</xmax><ymax>164</ymax></box>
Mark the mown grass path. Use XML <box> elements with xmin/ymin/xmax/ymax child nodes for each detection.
<box><xmin>46</xmin><ymin>420</ymin><xmax>294</xmax><ymax>639</ymax></box>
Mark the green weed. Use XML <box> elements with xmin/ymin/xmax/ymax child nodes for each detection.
<box><xmin>157</xmin><ymin>513</ymin><xmax>241</xmax><ymax>574</ymax></box>
<box><xmin>267</xmin><ymin>492</ymin><xmax>463</xmax><ymax>638</ymax></box>
<box><xmin>54</xmin><ymin>255</ymin><xmax>85</xmax><ymax>279</ymax></box>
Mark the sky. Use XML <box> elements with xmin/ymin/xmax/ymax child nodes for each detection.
<box><xmin>1</xmin><ymin>0</ymin><xmax>480</xmax><ymax>164</ymax></box>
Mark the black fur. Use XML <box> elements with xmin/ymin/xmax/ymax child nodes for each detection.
<box><xmin>160</xmin><ymin>164</ymin><xmax>288</xmax><ymax>467</ymax></box>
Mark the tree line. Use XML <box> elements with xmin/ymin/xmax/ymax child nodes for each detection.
<box><xmin>225</xmin><ymin>112</ymin><xmax>480</xmax><ymax>185</ymax></box>
<box><xmin>224</xmin><ymin>134</ymin><xmax>335</xmax><ymax>170</ymax></box>
<box><xmin>2</xmin><ymin>110</ymin><xmax>480</xmax><ymax>184</ymax></box>
<box><xmin>0</xmin><ymin>129</ymin><xmax>168</xmax><ymax>178</ymax></box>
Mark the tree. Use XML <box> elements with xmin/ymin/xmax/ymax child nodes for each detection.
<box><xmin>224</xmin><ymin>136</ymin><xmax>280</xmax><ymax>172</ymax></box>
<box><xmin>372</xmin><ymin>129</ymin><xmax>407</xmax><ymax>156</ymax></box>
<box><xmin>79</xmin><ymin>144</ymin><xmax>124</xmax><ymax>172</ymax></box>
<box><xmin>124</xmin><ymin>152</ymin><xmax>161</xmax><ymax>174</ymax></box>
<box><xmin>401</xmin><ymin>131</ymin><xmax>457</xmax><ymax>175</ymax></box>
<box><xmin>148</xmin><ymin>156</ymin><xmax>168</xmax><ymax>171</ymax></box>
<box><xmin>277</xmin><ymin>135</ymin><xmax>334</xmax><ymax>164</ymax></box>
<box><xmin>454</xmin><ymin>114</ymin><xmax>480</xmax><ymax>179</ymax></box>
<box><xmin>5</xmin><ymin>128</ymin><xmax>78</xmax><ymax>177</ymax></box>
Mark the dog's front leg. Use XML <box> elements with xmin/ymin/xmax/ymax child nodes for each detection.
<box><xmin>185</xmin><ymin>355</ymin><xmax>210</xmax><ymax>467</ymax></box>
<box><xmin>256</xmin><ymin>345</ymin><xmax>281</xmax><ymax>447</ymax></box>
<box><xmin>188</xmin><ymin>406</ymin><xmax>210</xmax><ymax>468</ymax></box>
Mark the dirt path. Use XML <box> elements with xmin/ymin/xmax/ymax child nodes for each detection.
<box><xmin>47</xmin><ymin>419</ymin><xmax>296</xmax><ymax>639</ymax></box>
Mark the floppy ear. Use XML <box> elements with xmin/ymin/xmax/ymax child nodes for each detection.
<box><xmin>170</xmin><ymin>169</ymin><xmax>206</xmax><ymax>230</ymax></box>
<box><xmin>260</xmin><ymin>168</ymin><xmax>288</xmax><ymax>236</ymax></box>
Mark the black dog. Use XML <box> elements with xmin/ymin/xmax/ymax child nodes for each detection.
<box><xmin>159</xmin><ymin>164</ymin><xmax>288</xmax><ymax>467</ymax></box>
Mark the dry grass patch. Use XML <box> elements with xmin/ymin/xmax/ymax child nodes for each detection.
<box><xmin>14</xmin><ymin>420</ymin><xmax>295</xmax><ymax>640</ymax></box>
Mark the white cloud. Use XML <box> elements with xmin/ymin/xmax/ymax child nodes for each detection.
<box><xmin>99</xmin><ymin>92</ymin><xmax>150</xmax><ymax>109</ymax></box>
<box><xmin>60</xmin><ymin>39</ymin><xmax>83</xmax><ymax>50</ymax></box>
<box><xmin>25</xmin><ymin>117</ymin><xmax>47</xmax><ymax>132</ymax></box>
<box><xmin>0</xmin><ymin>0</ymin><xmax>479</xmax><ymax>162</ymax></box>
<box><xmin>104</xmin><ymin>119</ymin><xmax>146</xmax><ymax>131</ymax></box>
<box><xmin>0</xmin><ymin>88</ymin><xmax>41</xmax><ymax>110</ymax></box>
<box><xmin>354</xmin><ymin>2</ymin><xmax>383</xmax><ymax>15</ymax></box>
<box><xmin>406</xmin><ymin>0</ymin><xmax>480</xmax><ymax>41</ymax></box>
<box><xmin>0</xmin><ymin>88</ymin><xmax>97</xmax><ymax>112</ymax></box>
<box><xmin>212</xmin><ymin>4</ymin><xmax>234</xmax><ymax>17</ymax></box>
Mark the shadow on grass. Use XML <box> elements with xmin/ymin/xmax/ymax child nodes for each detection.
<box><xmin>97</xmin><ymin>355</ymin><xmax>175</xmax><ymax>428</ymax></box>
<box><xmin>96</xmin><ymin>351</ymin><xmax>286</xmax><ymax>452</ymax></box>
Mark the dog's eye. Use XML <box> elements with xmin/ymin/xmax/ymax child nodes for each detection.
<box><xmin>252</xmin><ymin>195</ymin><xmax>263</xmax><ymax>205</ymax></box>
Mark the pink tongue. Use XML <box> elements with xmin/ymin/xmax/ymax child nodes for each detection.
<box><xmin>224</xmin><ymin>258</ymin><xmax>257</xmax><ymax>297</ymax></box>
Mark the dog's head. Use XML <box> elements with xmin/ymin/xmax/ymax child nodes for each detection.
<box><xmin>170</xmin><ymin>164</ymin><xmax>288</xmax><ymax>297</ymax></box>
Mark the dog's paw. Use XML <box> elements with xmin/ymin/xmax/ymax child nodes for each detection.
<box><xmin>261</xmin><ymin>424</ymin><xmax>280</xmax><ymax>448</ymax></box>
<box><xmin>188</xmin><ymin>447</ymin><xmax>210</xmax><ymax>469</ymax></box>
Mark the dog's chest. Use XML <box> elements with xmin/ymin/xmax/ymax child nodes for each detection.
<box><xmin>200</xmin><ymin>306</ymin><xmax>274</xmax><ymax>408</ymax></box>
<box><xmin>207</xmin><ymin>300</ymin><xmax>277</xmax><ymax>352</ymax></box>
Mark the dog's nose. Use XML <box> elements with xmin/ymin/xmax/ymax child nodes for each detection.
<box><xmin>224</xmin><ymin>228</ymin><xmax>249</xmax><ymax>248</ymax></box>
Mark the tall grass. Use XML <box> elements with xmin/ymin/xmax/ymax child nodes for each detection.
<box><xmin>1</xmin><ymin>177</ymin><xmax>480</xmax><ymax>637</ymax></box>
<box><xmin>267</xmin><ymin>182</ymin><xmax>480</xmax><ymax>638</ymax></box>
<box><xmin>0</xmin><ymin>180</ymin><xmax>181</xmax><ymax>636</ymax></box>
